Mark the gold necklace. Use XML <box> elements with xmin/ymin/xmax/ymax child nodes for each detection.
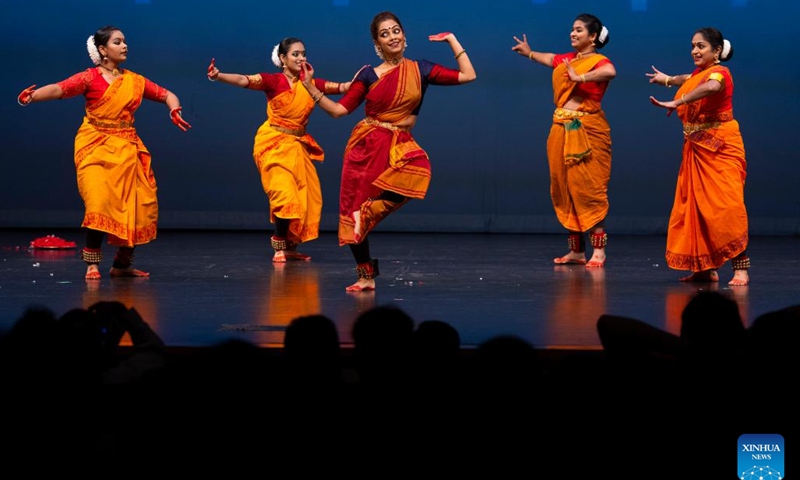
<box><xmin>99</xmin><ymin>65</ymin><xmax>120</xmax><ymax>76</ymax></box>
<box><xmin>283</xmin><ymin>71</ymin><xmax>296</xmax><ymax>82</ymax></box>
<box><xmin>387</xmin><ymin>56</ymin><xmax>403</xmax><ymax>66</ymax></box>
<box><xmin>576</xmin><ymin>51</ymin><xmax>595</xmax><ymax>59</ymax></box>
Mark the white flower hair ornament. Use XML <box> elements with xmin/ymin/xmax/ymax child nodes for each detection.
<box><xmin>271</xmin><ymin>44</ymin><xmax>282</xmax><ymax>68</ymax></box>
<box><xmin>721</xmin><ymin>39</ymin><xmax>731</xmax><ymax>59</ymax></box>
<box><xmin>87</xmin><ymin>35</ymin><xmax>101</xmax><ymax>65</ymax></box>
<box><xmin>598</xmin><ymin>26</ymin><xmax>609</xmax><ymax>44</ymax></box>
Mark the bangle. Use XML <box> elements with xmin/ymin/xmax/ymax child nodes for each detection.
<box><xmin>454</xmin><ymin>50</ymin><xmax>466</xmax><ymax>60</ymax></box>
<box><xmin>17</xmin><ymin>97</ymin><xmax>29</xmax><ymax>106</ymax></box>
<box><xmin>313</xmin><ymin>92</ymin><xmax>325</xmax><ymax>103</ymax></box>
<box><xmin>680</xmin><ymin>94</ymin><xmax>687</xmax><ymax>105</ymax></box>
<box><xmin>528</xmin><ymin>52</ymin><xmax>535</xmax><ymax>61</ymax></box>
<box><xmin>208</xmin><ymin>76</ymin><xmax>217</xmax><ymax>82</ymax></box>
<box><xmin>664</xmin><ymin>76</ymin><xmax>671</xmax><ymax>87</ymax></box>
<box><xmin>580</xmin><ymin>74</ymin><xmax>586</xmax><ymax>83</ymax></box>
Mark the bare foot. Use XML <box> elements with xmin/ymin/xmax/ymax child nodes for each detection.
<box><xmin>679</xmin><ymin>270</ymin><xmax>718</xmax><ymax>283</ymax></box>
<box><xmin>109</xmin><ymin>267</ymin><xmax>150</xmax><ymax>278</ymax></box>
<box><xmin>273</xmin><ymin>250</ymin><xmax>287</xmax><ymax>263</ymax></box>
<box><xmin>85</xmin><ymin>264</ymin><xmax>101</xmax><ymax>280</ymax></box>
<box><xmin>728</xmin><ymin>270</ymin><xmax>749</xmax><ymax>286</ymax></box>
<box><xmin>346</xmin><ymin>278</ymin><xmax>375</xmax><ymax>292</ymax></box>
<box><xmin>285</xmin><ymin>251</ymin><xmax>311</xmax><ymax>261</ymax></box>
<box><xmin>553</xmin><ymin>252</ymin><xmax>587</xmax><ymax>265</ymax></box>
<box><xmin>586</xmin><ymin>250</ymin><xmax>606</xmax><ymax>268</ymax></box>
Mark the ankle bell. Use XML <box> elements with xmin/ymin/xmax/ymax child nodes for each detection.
<box><xmin>356</xmin><ymin>259</ymin><xmax>379</xmax><ymax>279</ymax></box>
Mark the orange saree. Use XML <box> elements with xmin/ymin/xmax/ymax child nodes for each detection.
<box><xmin>338</xmin><ymin>59</ymin><xmax>429</xmax><ymax>245</ymax></box>
<box><xmin>74</xmin><ymin>71</ymin><xmax>157</xmax><ymax>247</ymax></box>
<box><xmin>665</xmin><ymin>66</ymin><xmax>748</xmax><ymax>272</ymax></box>
<box><xmin>546</xmin><ymin>55</ymin><xmax>612</xmax><ymax>232</ymax></box>
<box><xmin>253</xmin><ymin>79</ymin><xmax>324</xmax><ymax>245</ymax></box>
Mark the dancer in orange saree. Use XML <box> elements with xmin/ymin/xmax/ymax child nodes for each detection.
<box><xmin>512</xmin><ymin>13</ymin><xmax>616</xmax><ymax>268</ymax></box>
<box><xmin>16</xmin><ymin>25</ymin><xmax>191</xmax><ymax>280</ymax></box>
<box><xmin>648</xmin><ymin>27</ymin><xmax>749</xmax><ymax>286</ymax></box>
<box><xmin>303</xmin><ymin>11</ymin><xmax>476</xmax><ymax>292</ymax></box>
<box><xmin>207</xmin><ymin>37</ymin><xmax>349</xmax><ymax>262</ymax></box>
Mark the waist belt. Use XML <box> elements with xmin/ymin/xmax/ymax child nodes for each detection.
<box><xmin>683</xmin><ymin>121</ymin><xmax>725</xmax><ymax>135</ymax></box>
<box><xmin>364</xmin><ymin>117</ymin><xmax>410</xmax><ymax>131</ymax></box>
<box><xmin>88</xmin><ymin>118</ymin><xmax>134</xmax><ymax>129</ymax></box>
<box><xmin>553</xmin><ymin>108</ymin><xmax>587</xmax><ymax>118</ymax></box>
<box><xmin>270</xmin><ymin>124</ymin><xmax>305</xmax><ymax>136</ymax></box>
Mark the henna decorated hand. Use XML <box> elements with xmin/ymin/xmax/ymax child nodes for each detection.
<box><xmin>170</xmin><ymin>107</ymin><xmax>192</xmax><ymax>131</ymax></box>
<box><xmin>207</xmin><ymin>58</ymin><xmax>219</xmax><ymax>82</ymax></box>
<box><xmin>17</xmin><ymin>84</ymin><xmax>36</xmax><ymax>106</ymax></box>
<box><xmin>428</xmin><ymin>32</ymin><xmax>453</xmax><ymax>42</ymax></box>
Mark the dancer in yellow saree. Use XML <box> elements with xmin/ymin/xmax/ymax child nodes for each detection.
<box><xmin>17</xmin><ymin>25</ymin><xmax>191</xmax><ymax>280</ymax></box>
<box><xmin>513</xmin><ymin>13</ymin><xmax>616</xmax><ymax>268</ymax></box>
<box><xmin>648</xmin><ymin>27</ymin><xmax>749</xmax><ymax>286</ymax></box>
<box><xmin>304</xmin><ymin>11</ymin><xmax>476</xmax><ymax>292</ymax></box>
<box><xmin>207</xmin><ymin>37</ymin><xmax>348</xmax><ymax>262</ymax></box>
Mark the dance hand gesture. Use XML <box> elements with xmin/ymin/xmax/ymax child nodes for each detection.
<box><xmin>300</xmin><ymin>62</ymin><xmax>315</xmax><ymax>87</ymax></box>
<box><xmin>562</xmin><ymin>59</ymin><xmax>581</xmax><ymax>82</ymax></box>
<box><xmin>649</xmin><ymin>96</ymin><xmax>679</xmax><ymax>117</ymax></box>
<box><xmin>17</xmin><ymin>84</ymin><xmax>36</xmax><ymax>106</ymax></box>
<box><xmin>511</xmin><ymin>34</ymin><xmax>532</xmax><ymax>58</ymax></box>
<box><xmin>170</xmin><ymin>107</ymin><xmax>192</xmax><ymax>131</ymax></box>
<box><xmin>646</xmin><ymin>65</ymin><xmax>669</xmax><ymax>86</ymax></box>
<box><xmin>429</xmin><ymin>32</ymin><xmax>454</xmax><ymax>42</ymax></box>
<box><xmin>207</xmin><ymin>58</ymin><xmax>219</xmax><ymax>82</ymax></box>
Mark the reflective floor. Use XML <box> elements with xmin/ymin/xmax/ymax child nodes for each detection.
<box><xmin>2</xmin><ymin>228</ymin><xmax>798</xmax><ymax>350</ymax></box>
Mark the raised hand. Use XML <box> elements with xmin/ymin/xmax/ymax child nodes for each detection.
<box><xmin>646</xmin><ymin>65</ymin><xmax>668</xmax><ymax>85</ymax></box>
<box><xmin>300</xmin><ymin>62</ymin><xmax>315</xmax><ymax>85</ymax></box>
<box><xmin>17</xmin><ymin>84</ymin><xmax>36</xmax><ymax>106</ymax></box>
<box><xmin>428</xmin><ymin>32</ymin><xmax>453</xmax><ymax>42</ymax></box>
<box><xmin>562</xmin><ymin>58</ymin><xmax>580</xmax><ymax>82</ymax></box>
<box><xmin>512</xmin><ymin>34</ymin><xmax>531</xmax><ymax>57</ymax></box>
<box><xmin>170</xmin><ymin>107</ymin><xmax>192</xmax><ymax>131</ymax></box>
<box><xmin>207</xmin><ymin>58</ymin><xmax>220</xmax><ymax>82</ymax></box>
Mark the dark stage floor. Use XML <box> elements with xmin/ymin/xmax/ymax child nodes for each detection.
<box><xmin>1</xmin><ymin>228</ymin><xmax>798</xmax><ymax>350</ymax></box>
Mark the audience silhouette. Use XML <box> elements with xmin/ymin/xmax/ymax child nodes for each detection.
<box><xmin>1</xmin><ymin>295</ymin><xmax>795</xmax><ymax>472</ymax></box>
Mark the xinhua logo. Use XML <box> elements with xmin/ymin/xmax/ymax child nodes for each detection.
<box><xmin>738</xmin><ymin>433</ymin><xmax>785</xmax><ymax>479</ymax></box>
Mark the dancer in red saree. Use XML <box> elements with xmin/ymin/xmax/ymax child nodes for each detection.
<box><xmin>302</xmin><ymin>11</ymin><xmax>476</xmax><ymax>292</ymax></box>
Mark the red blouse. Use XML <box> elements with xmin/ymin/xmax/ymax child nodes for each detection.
<box><xmin>56</xmin><ymin>67</ymin><xmax>168</xmax><ymax>104</ymax></box>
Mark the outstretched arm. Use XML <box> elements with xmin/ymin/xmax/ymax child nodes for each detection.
<box><xmin>429</xmin><ymin>32</ymin><xmax>476</xmax><ymax>83</ymax></box>
<box><xmin>511</xmin><ymin>33</ymin><xmax>555</xmax><ymax>67</ymax></box>
<box><xmin>206</xmin><ymin>58</ymin><xmax>250</xmax><ymax>88</ymax></box>
<box><xmin>300</xmin><ymin>62</ymin><xmax>351</xmax><ymax>118</ymax></box>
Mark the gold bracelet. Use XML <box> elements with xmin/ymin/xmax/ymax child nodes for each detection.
<box><xmin>681</xmin><ymin>94</ymin><xmax>687</xmax><ymax>105</ymax></box>
<box><xmin>314</xmin><ymin>92</ymin><xmax>325</xmax><ymax>104</ymax></box>
<box><xmin>580</xmin><ymin>74</ymin><xmax>586</xmax><ymax>83</ymax></box>
<box><xmin>665</xmin><ymin>76</ymin><xmax>671</xmax><ymax>87</ymax></box>
<box><xmin>454</xmin><ymin>50</ymin><xmax>466</xmax><ymax>60</ymax></box>
<box><xmin>528</xmin><ymin>52</ymin><xmax>535</xmax><ymax>61</ymax></box>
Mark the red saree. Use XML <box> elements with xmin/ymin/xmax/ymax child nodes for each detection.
<box><xmin>338</xmin><ymin>59</ymin><xmax>429</xmax><ymax>245</ymax></box>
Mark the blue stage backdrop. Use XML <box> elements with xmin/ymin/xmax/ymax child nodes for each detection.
<box><xmin>2</xmin><ymin>0</ymin><xmax>797</xmax><ymax>234</ymax></box>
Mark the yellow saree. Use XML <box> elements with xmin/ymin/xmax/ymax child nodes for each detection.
<box><xmin>74</xmin><ymin>71</ymin><xmax>157</xmax><ymax>247</ymax></box>
<box><xmin>546</xmin><ymin>55</ymin><xmax>612</xmax><ymax>232</ymax></box>
<box><xmin>253</xmin><ymin>79</ymin><xmax>324</xmax><ymax>245</ymax></box>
